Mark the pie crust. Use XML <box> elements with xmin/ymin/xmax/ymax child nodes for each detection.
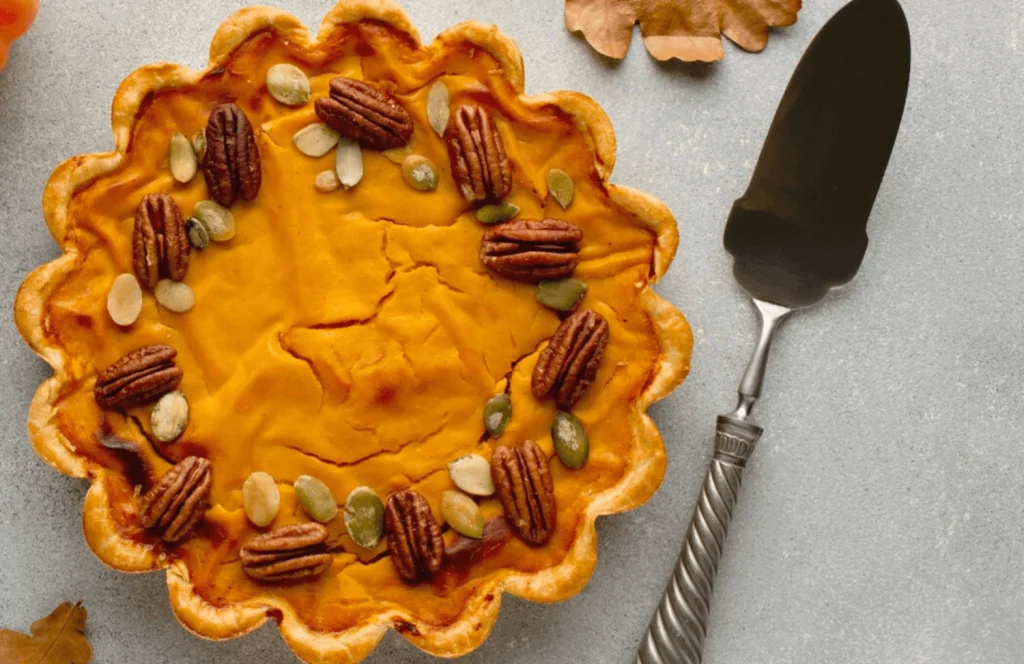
<box><xmin>13</xmin><ymin>1</ymin><xmax>693</xmax><ymax>661</ymax></box>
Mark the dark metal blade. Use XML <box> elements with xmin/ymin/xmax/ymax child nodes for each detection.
<box><xmin>724</xmin><ymin>0</ymin><xmax>911</xmax><ymax>308</ymax></box>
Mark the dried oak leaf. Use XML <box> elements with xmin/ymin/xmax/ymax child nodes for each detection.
<box><xmin>0</xmin><ymin>601</ymin><xmax>92</xmax><ymax>664</ymax></box>
<box><xmin>564</xmin><ymin>0</ymin><xmax>801</xmax><ymax>62</ymax></box>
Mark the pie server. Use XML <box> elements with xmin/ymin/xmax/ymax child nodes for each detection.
<box><xmin>635</xmin><ymin>0</ymin><xmax>911</xmax><ymax>662</ymax></box>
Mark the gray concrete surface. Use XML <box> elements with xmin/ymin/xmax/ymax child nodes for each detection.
<box><xmin>1</xmin><ymin>1</ymin><xmax>1022</xmax><ymax>662</ymax></box>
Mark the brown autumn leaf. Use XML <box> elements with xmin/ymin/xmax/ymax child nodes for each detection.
<box><xmin>0</xmin><ymin>602</ymin><xmax>92</xmax><ymax>664</ymax></box>
<box><xmin>565</xmin><ymin>0</ymin><xmax>802</xmax><ymax>62</ymax></box>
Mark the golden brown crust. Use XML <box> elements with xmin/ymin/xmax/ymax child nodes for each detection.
<box><xmin>13</xmin><ymin>1</ymin><xmax>692</xmax><ymax>661</ymax></box>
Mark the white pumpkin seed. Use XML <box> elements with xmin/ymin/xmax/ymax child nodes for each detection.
<box><xmin>335</xmin><ymin>137</ymin><xmax>363</xmax><ymax>189</ymax></box>
<box><xmin>426</xmin><ymin>80</ymin><xmax>450</xmax><ymax>136</ymax></box>
<box><xmin>294</xmin><ymin>475</ymin><xmax>338</xmax><ymax>523</ymax></box>
<box><xmin>190</xmin><ymin>132</ymin><xmax>207</xmax><ymax>162</ymax></box>
<box><xmin>169</xmin><ymin>133</ymin><xmax>198</xmax><ymax>184</ymax></box>
<box><xmin>150</xmin><ymin>391</ymin><xmax>189</xmax><ymax>443</ymax></box>
<box><xmin>382</xmin><ymin>145</ymin><xmax>413</xmax><ymax>164</ymax></box>
<box><xmin>475</xmin><ymin>202</ymin><xmax>520</xmax><ymax>225</ymax></box>
<box><xmin>447</xmin><ymin>454</ymin><xmax>495</xmax><ymax>497</ymax></box>
<box><xmin>266</xmin><ymin>63</ymin><xmax>310</xmax><ymax>106</ymax></box>
<box><xmin>193</xmin><ymin>200</ymin><xmax>235</xmax><ymax>241</ymax></box>
<box><xmin>106</xmin><ymin>273</ymin><xmax>142</xmax><ymax>326</ymax></box>
<box><xmin>441</xmin><ymin>490</ymin><xmax>484</xmax><ymax>539</ymax></box>
<box><xmin>242</xmin><ymin>471</ymin><xmax>280</xmax><ymax>527</ymax></box>
<box><xmin>186</xmin><ymin>217</ymin><xmax>209</xmax><ymax>250</ymax></box>
<box><xmin>314</xmin><ymin>169</ymin><xmax>341</xmax><ymax>193</ymax></box>
<box><xmin>537</xmin><ymin>278</ymin><xmax>588</xmax><ymax>312</ymax></box>
<box><xmin>401</xmin><ymin>155</ymin><xmax>438</xmax><ymax>192</ymax></box>
<box><xmin>547</xmin><ymin>168</ymin><xmax>575</xmax><ymax>209</ymax></box>
<box><xmin>154</xmin><ymin>279</ymin><xmax>195</xmax><ymax>313</ymax></box>
<box><xmin>293</xmin><ymin>122</ymin><xmax>341</xmax><ymax>157</ymax></box>
<box><xmin>344</xmin><ymin>486</ymin><xmax>385</xmax><ymax>548</ymax></box>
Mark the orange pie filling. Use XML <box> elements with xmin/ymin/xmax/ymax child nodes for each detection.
<box><xmin>39</xmin><ymin>22</ymin><xmax>669</xmax><ymax>632</ymax></box>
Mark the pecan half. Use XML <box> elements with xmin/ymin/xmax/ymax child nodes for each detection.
<box><xmin>202</xmin><ymin>102</ymin><xmax>261</xmax><ymax>207</ymax></box>
<box><xmin>132</xmin><ymin>193</ymin><xmax>189</xmax><ymax>288</ymax></box>
<box><xmin>445</xmin><ymin>104</ymin><xmax>513</xmax><ymax>203</ymax></box>
<box><xmin>139</xmin><ymin>456</ymin><xmax>211</xmax><ymax>542</ymax></box>
<box><xmin>480</xmin><ymin>218</ymin><xmax>582</xmax><ymax>282</ymax></box>
<box><xmin>491</xmin><ymin>441</ymin><xmax>556</xmax><ymax>545</ymax></box>
<box><xmin>240</xmin><ymin>523</ymin><xmax>332</xmax><ymax>582</ymax></box>
<box><xmin>94</xmin><ymin>344</ymin><xmax>183</xmax><ymax>409</ymax></box>
<box><xmin>314</xmin><ymin>77</ymin><xmax>413</xmax><ymax>150</ymax></box>
<box><xmin>385</xmin><ymin>490</ymin><xmax>445</xmax><ymax>583</ymax></box>
<box><xmin>532</xmin><ymin>309</ymin><xmax>610</xmax><ymax>410</ymax></box>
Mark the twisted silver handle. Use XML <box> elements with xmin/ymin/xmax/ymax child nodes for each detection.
<box><xmin>635</xmin><ymin>415</ymin><xmax>762</xmax><ymax>664</ymax></box>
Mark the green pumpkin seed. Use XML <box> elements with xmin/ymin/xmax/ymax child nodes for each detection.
<box><xmin>475</xmin><ymin>202</ymin><xmax>520</xmax><ymax>225</ymax></box>
<box><xmin>186</xmin><ymin>217</ymin><xmax>209</xmax><ymax>250</ymax></box>
<box><xmin>426</xmin><ymin>80</ymin><xmax>450</xmax><ymax>136</ymax></box>
<box><xmin>441</xmin><ymin>490</ymin><xmax>484</xmax><ymax>539</ymax></box>
<box><xmin>150</xmin><ymin>391</ymin><xmax>189</xmax><ymax>443</ymax></box>
<box><xmin>293</xmin><ymin>122</ymin><xmax>341</xmax><ymax>157</ymax></box>
<box><xmin>155</xmin><ymin>279</ymin><xmax>195</xmax><ymax>313</ymax></box>
<box><xmin>483</xmin><ymin>394</ymin><xmax>511</xmax><ymax>437</ymax></box>
<box><xmin>315</xmin><ymin>169</ymin><xmax>341</xmax><ymax>193</ymax></box>
<box><xmin>106</xmin><ymin>273</ymin><xmax>142</xmax><ymax>326</ymax></box>
<box><xmin>294</xmin><ymin>475</ymin><xmax>338</xmax><ymax>523</ymax></box>
<box><xmin>335</xmin><ymin>137</ymin><xmax>363</xmax><ymax>189</ymax></box>
<box><xmin>382</xmin><ymin>145</ymin><xmax>413</xmax><ymax>164</ymax></box>
<box><xmin>447</xmin><ymin>454</ymin><xmax>495</xmax><ymax>496</ymax></box>
<box><xmin>401</xmin><ymin>155</ymin><xmax>439</xmax><ymax>192</ymax></box>
<box><xmin>547</xmin><ymin>168</ymin><xmax>575</xmax><ymax>209</ymax></box>
<box><xmin>266</xmin><ymin>63</ymin><xmax>311</xmax><ymax>106</ymax></box>
<box><xmin>552</xmin><ymin>411</ymin><xmax>589</xmax><ymax>469</ymax></box>
<box><xmin>537</xmin><ymin>278</ymin><xmax>588</xmax><ymax>312</ymax></box>
<box><xmin>192</xmin><ymin>200</ymin><xmax>235</xmax><ymax>241</ymax></box>
<box><xmin>168</xmin><ymin>133</ymin><xmax>198</xmax><ymax>184</ymax></box>
<box><xmin>191</xmin><ymin>132</ymin><xmax>207</xmax><ymax>163</ymax></box>
<box><xmin>243</xmin><ymin>471</ymin><xmax>280</xmax><ymax>527</ymax></box>
<box><xmin>344</xmin><ymin>486</ymin><xmax>384</xmax><ymax>548</ymax></box>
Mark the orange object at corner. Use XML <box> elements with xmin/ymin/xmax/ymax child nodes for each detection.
<box><xmin>0</xmin><ymin>0</ymin><xmax>38</xmax><ymax>71</ymax></box>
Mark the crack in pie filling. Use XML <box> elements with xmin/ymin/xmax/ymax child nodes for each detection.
<box><xmin>14</xmin><ymin>1</ymin><xmax>693</xmax><ymax>661</ymax></box>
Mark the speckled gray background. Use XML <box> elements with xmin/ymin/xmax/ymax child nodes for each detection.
<box><xmin>1</xmin><ymin>1</ymin><xmax>1022</xmax><ymax>662</ymax></box>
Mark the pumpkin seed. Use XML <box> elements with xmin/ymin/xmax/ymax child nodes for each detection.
<box><xmin>293</xmin><ymin>122</ymin><xmax>341</xmax><ymax>157</ymax></box>
<box><xmin>537</xmin><ymin>278</ymin><xmax>588</xmax><ymax>312</ymax></box>
<box><xmin>294</xmin><ymin>475</ymin><xmax>338</xmax><ymax>523</ymax></box>
<box><xmin>190</xmin><ymin>132</ymin><xmax>207</xmax><ymax>162</ymax></box>
<box><xmin>344</xmin><ymin>486</ymin><xmax>385</xmax><ymax>548</ymax></box>
<box><xmin>168</xmin><ymin>133</ymin><xmax>198</xmax><ymax>184</ymax></box>
<box><xmin>483</xmin><ymin>394</ymin><xmax>511</xmax><ymax>437</ymax></box>
<box><xmin>441</xmin><ymin>490</ymin><xmax>484</xmax><ymax>539</ymax></box>
<box><xmin>401</xmin><ymin>155</ymin><xmax>438</xmax><ymax>192</ymax></box>
<box><xmin>335</xmin><ymin>137</ymin><xmax>363</xmax><ymax>189</ymax></box>
<box><xmin>382</xmin><ymin>145</ymin><xmax>413</xmax><ymax>164</ymax></box>
<box><xmin>150</xmin><ymin>391</ymin><xmax>189</xmax><ymax>443</ymax></box>
<box><xmin>426</xmin><ymin>80</ymin><xmax>450</xmax><ymax>136</ymax></box>
<box><xmin>547</xmin><ymin>168</ymin><xmax>575</xmax><ymax>209</ymax></box>
<box><xmin>186</xmin><ymin>217</ymin><xmax>209</xmax><ymax>250</ymax></box>
<box><xmin>315</xmin><ymin>169</ymin><xmax>341</xmax><ymax>193</ymax></box>
<box><xmin>154</xmin><ymin>279</ymin><xmax>195</xmax><ymax>313</ymax></box>
<box><xmin>266</xmin><ymin>63</ymin><xmax>310</xmax><ymax>106</ymax></box>
<box><xmin>475</xmin><ymin>202</ymin><xmax>520</xmax><ymax>225</ymax></box>
<box><xmin>243</xmin><ymin>471</ymin><xmax>280</xmax><ymax>527</ymax></box>
<box><xmin>106</xmin><ymin>273</ymin><xmax>142</xmax><ymax>326</ymax></box>
<box><xmin>552</xmin><ymin>411</ymin><xmax>589</xmax><ymax>469</ymax></box>
<box><xmin>447</xmin><ymin>454</ymin><xmax>495</xmax><ymax>497</ymax></box>
<box><xmin>193</xmin><ymin>200</ymin><xmax>235</xmax><ymax>241</ymax></box>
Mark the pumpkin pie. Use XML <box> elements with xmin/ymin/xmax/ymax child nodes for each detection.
<box><xmin>13</xmin><ymin>0</ymin><xmax>692</xmax><ymax>661</ymax></box>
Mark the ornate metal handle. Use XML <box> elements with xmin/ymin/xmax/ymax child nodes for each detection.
<box><xmin>635</xmin><ymin>415</ymin><xmax>762</xmax><ymax>664</ymax></box>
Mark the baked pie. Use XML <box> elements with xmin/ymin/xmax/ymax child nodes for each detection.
<box><xmin>14</xmin><ymin>0</ymin><xmax>692</xmax><ymax>661</ymax></box>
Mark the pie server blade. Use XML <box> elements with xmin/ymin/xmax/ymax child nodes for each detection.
<box><xmin>636</xmin><ymin>1</ymin><xmax>911</xmax><ymax>662</ymax></box>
